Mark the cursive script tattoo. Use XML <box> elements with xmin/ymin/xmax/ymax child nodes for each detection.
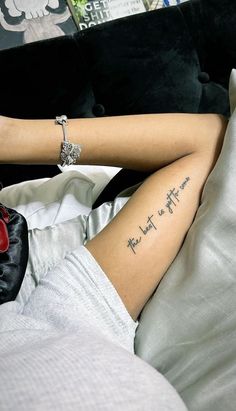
<box><xmin>179</xmin><ymin>176</ymin><xmax>190</xmax><ymax>190</ymax></box>
<box><xmin>165</xmin><ymin>188</ymin><xmax>180</xmax><ymax>214</ymax></box>
<box><xmin>126</xmin><ymin>176</ymin><xmax>191</xmax><ymax>254</ymax></box>
<box><xmin>127</xmin><ymin>236</ymin><xmax>142</xmax><ymax>254</ymax></box>
<box><xmin>139</xmin><ymin>215</ymin><xmax>157</xmax><ymax>235</ymax></box>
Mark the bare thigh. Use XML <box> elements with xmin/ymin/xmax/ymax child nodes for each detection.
<box><xmin>86</xmin><ymin>151</ymin><xmax>215</xmax><ymax>321</ymax></box>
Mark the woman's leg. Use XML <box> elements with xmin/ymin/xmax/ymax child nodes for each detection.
<box><xmin>0</xmin><ymin>113</ymin><xmax>227</xmax><ymax>320</ymax></box>
<box><xmin>86</xmin><ymin>150</ymin><xmax>218</xmax><ymax>321</ymax></box>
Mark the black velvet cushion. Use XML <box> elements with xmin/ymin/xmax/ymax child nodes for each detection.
<box><xmin>81</xmin><ymin>0</ymin><xmax>236</xmax><ymax>207</ymax></box>
<box><xmin>77</xmin><ymin>3</ymin><xmax>227</xmax><ymax>117</ymax></box>
<box><xmin>0</xmin><ymin>35</ymin><xmax>93</xmax><ymax>187</ymax></box>
<box><xmin>0</xmin><ymin>35</ymin><xmax>91</xmax><ymax>119</ymax></box>
<box><xmin>0</xmin><ymin>0</ymin><xmax>235</xmax><ymax>196</ymax></box>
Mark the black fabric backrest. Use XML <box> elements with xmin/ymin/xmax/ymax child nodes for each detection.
<box><xmin>77</xmin><ymin>1</ymin><xmax>231</xmax><ymax>118</ymax></box>
<box><xmin>0</xmin><ymin>0</ymin><xmax>235</xmax><ymax>195</ymax></box>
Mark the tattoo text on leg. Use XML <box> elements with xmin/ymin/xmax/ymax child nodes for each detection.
<box><xmin>127</xmin><ymin>176</ymin><xmax>191</xmax><ymax>255</ymax></box>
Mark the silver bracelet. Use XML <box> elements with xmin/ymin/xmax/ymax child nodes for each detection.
<box><xmin>55</xmin><ymin>115</ymin><xmax>82</xmax><ymax>167</ymax></box>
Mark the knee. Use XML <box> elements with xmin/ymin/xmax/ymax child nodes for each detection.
<box><xmin>203</xmin><ymin>114</ymin><xmax>228</xmax><ymax>154</ymax></box>
<box><xmin>195</xmin><ymin>114</ymin><xmax>228</xmax><ymax>174</ymax></box>
<box><xmin>195</xmin><ymin>115</ymin><xmax>227</xmax><ymax>166</ymax></box>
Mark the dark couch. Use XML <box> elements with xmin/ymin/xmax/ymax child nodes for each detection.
<box><xmin>0</xmin><ymin>0</ymin><xmax>235</xmax><ymax>203</ymax></box>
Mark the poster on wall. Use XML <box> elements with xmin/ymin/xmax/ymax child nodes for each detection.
<box><xmin>67</xmin><ymin>1</ymin><xmax>186</xmax><ymax>30</ymax></box>
<box><xmin>0</xmin><ymin>0</ymin><xmax>187</xmax><ymax>50</ymax></box>
<box><xmin>0</xmin><ymin>0</ymin><xmax>77</xmax><ymax>50</ymax></box>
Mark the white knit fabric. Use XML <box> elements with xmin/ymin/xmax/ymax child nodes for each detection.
<box><xmin>0</xmin><ymin>247</ymin><xmax>187</xmax><ymax>410</ymax></box>
<box><xmin>0</xmin><ymin>325</ymin><xmax>187</xmax><ymax>411</ymax></box>
<box><xmin>1</xmin><ymin>246</ymin><xmax>137</xmax><ymax>353</ymax></box>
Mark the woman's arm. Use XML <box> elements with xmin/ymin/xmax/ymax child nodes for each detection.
<box><xmin>0</xmin><ymin>113</ymin><xmax>227</xmax><ymax>171</ymax></box>
<box><xmin>0</xmin><ymin>113</ymin><xmax>228</xmax><ymax>320</ymax></box>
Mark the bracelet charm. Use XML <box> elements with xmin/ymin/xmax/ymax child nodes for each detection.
<box><xmin>55</xmin><ymin>115</ymin><xmax>82</xmax><ymax>167</ymax></box>
<box><xmin>60</xmin><ymin>141</ymin><xmax>82</xmax><ymax>167</ymax></box>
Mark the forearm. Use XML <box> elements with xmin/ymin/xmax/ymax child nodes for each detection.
<box><xmin>0</xmin><ymin>113</ymin><xmax>227</xmax><ymax>170</ymax></box>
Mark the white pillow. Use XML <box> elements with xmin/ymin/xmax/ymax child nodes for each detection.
<box><xmin>0</xmin><ymin>164</ymin><xmax>121</xmax><ymax>230</ymax></box>
<box><xmin>58</xmin><ymin>164</ymin><xmax>121</xmax><ymax>201</ymax></box>
<box><xmin>135</xmin><ymin>68</ymin><xmax>236</xmax><ymax>411</ymax></box>
<box><xmin>0</xmin><ymin>170</ymin><xmax>94</xmax><ymax>229</ymax></box>
<box><xmin>229</xmin><ymin>68</ymin><xmax>236</xmax><ymax>114</ymax></box>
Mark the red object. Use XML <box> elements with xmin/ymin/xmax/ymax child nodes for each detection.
<box><xmin>0</xmin><ymin>206</ymin><xmax>10</xmax><ymax>223</ymax></box>
<box><xmin>0</xmin><ymin>206</ymin><xmax>10</xmax><ymax>253</ymax></box>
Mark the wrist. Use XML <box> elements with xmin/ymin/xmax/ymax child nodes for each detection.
<box><xmin>0</xmin><ymin>115</ymin><xmax>23</xmax><ymax>163</ymax></box>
